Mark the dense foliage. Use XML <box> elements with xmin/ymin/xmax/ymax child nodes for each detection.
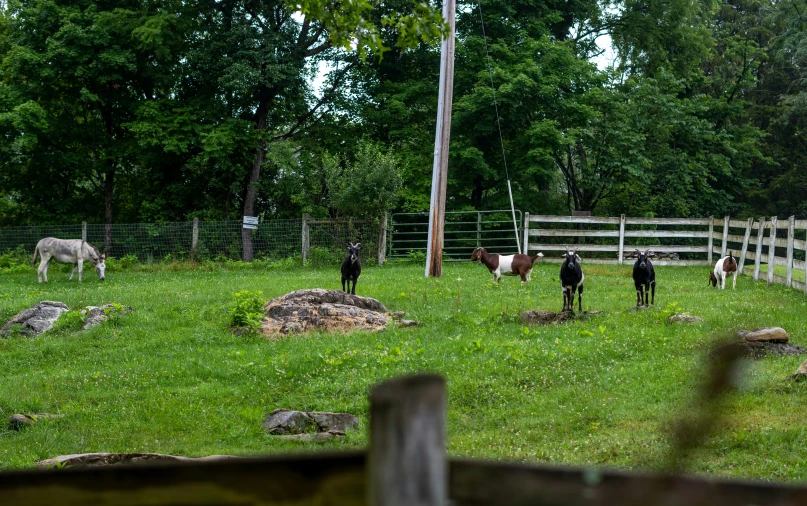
<box><xmin>0</xmin><ymin>0</ymin><xmax>805</xmax><ymax>227</ymax></box>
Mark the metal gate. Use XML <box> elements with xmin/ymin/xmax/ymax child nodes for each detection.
<box><xmin>388</xmin><ymin>210</ymin><xmax>522</xmax><ymax>260</ymax></box>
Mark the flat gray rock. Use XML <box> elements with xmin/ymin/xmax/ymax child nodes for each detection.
<box><xmin>263</xmin><ymin>409</ymin><xmax>359</xmax><ymax>436</ymax></box>
<box><xmin>7</xmin><ymin>413</ymin><xmax>62</xmax><ymax>431</ymax></box>
<box><xmin>520</xmin><ymin>310</ymin><xmax>601</xmax><ymax>325</ymax></box>
<box><xmin>37</xmin><ymin>453</ymin><xmax>239</xmax><ymax>469</ymax></box>
<box><xmin>670</xmin><ymin>314</ymin><xmax>703</xmax><ymax>324</ymax></box>
<box><xmin>1</xmin><ymin>301</ymin><xmax>69</xmax><ymax>337</ymax></box>
<box><xmin>81</xmin><ymin>304</ymin><xmax>134</xmax><ymax>330</ymax></box>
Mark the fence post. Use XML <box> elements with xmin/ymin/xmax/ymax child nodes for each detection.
<box><xmin>476</xmin><ymin>212</ymin><xmax>481</xmax><ymax>249</ymax></box>
<box><xmin>786</xmin><ymin>216</ymin><xmax>795</xmax><ymax>288</ymax></box>
<box><xmin>618</xmin><ymin>214</ymin><xmax>626</xmax><ymax>265</ymax></box>
<box><xmin>378</xmin><ymin>213</ymin><xmax>388</xmax><ymax>266</ymax></box>
<box><xmin>302</xmin><ymin>214</ymin><xmax>310</xmax><ymax>263</ymax></box>
<box><xmin>191</xmin><ymin>218</ymin><xmax>199</xmax><ymax>261</ymax></box>
<box><xmin>721</xmin><ymin>215</ymin><xmax>729</xmax><ymax>258</ymax></box>
<box><xmin>768</xmin><ymin>217</ymin><xmax>777</xmax><ymax>285</ymax></box>
<box><xmin>804</xmin><ymin>226</ymin><xmax>807</xmax><ymax>295</ymax></box>
<box><xmin>707</xmin><ymin>216</ymin><xmax>714</xmax><ymax>265</ymax></box>
<box><xmin>522</xmin><ymin>213</ymin><xmax>530</xmax><ymax>255</ymax></box>
<box><xmin>754</xmin><ymin>217</ymin><xmax>765</xmax><ymax>282</ymax></box>
<box><xmin>368</xmin><ymin>374</ymin><xmax>446</xmax><ymax>506</ymax></box>
<box><xmin>81</xmin><ymin>221</ymin><xmax>87</xmax><ymax>243</ymax></box>
<box><xmin>738</xmin><ymin>217</ymin><xmax>752</xmax><ymax>275</ymax></box>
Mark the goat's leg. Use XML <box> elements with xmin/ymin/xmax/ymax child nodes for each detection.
<box><xmin>732</xmin><ymin>271</ymin><xmax>737</xmax><ymax>290</ymax></box>
<box><xmin>351</xmin><ymin>279</ymin><xmax>357</xmax><ymax>295</ymax></box>
<box><xmin>562</xmin><ymin>288</ymin><xmax>568</xmax><ymax>312</ymax></box>
<box><xmin>342</xmin><ymin>278</ymin><xmax>346</xmax><ymax>293</ymax></box>
<box><xmin>577</xmin><ymin>285</ymin><xmax>583</xmax><ymax>312</ymax></box>
<box><xmin>636</xmin><ymin>288</ymin><xmax>642</xmax><ymax>307</ymax></box>
<box><xmin>721</xmin><ymin>273</ymin><xmax>726</xmax><ymax>290</ymax></box>
<box><xmin>650</xmin><ymin>281</ymin><xmax>655</xmax><ymax>305</ymax></box>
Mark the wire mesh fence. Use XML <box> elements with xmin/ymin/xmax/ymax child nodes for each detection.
<box><xmin>0</xmin><ymin>219</ymin><xmax>308</xmax><ymax>263</ymax></box>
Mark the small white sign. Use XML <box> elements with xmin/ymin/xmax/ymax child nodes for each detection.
<box><xmin>243</xmin><ymin>216</ymin><xmax>259</xmax><ymax>225</ymax></box>
<box><xmin>243</xmin><ymin>224</ymin><xmax>258</xmax><ymax>230</ymax></box>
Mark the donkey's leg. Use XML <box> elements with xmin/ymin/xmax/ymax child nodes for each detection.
<box><xmin>69</xmin><ymin>265</ymin><xmax>77</xmax><ymax>281</ymax></box>
<box><xmin>37</xmin><ymin>256</ymin><xmax>49</xmax><ymax>283</ymax></box>
<box><xmin>77</xmin><ymin>258</ymin><xmax>84</xmax><ymax>282</ymax></box>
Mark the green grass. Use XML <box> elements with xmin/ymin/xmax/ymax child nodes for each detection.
<box><xmin>2</xmin><ymin>262</ymin><xmax>807</xmax><ymax>481</ymax></box>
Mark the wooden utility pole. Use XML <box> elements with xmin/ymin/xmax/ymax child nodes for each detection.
<box><xmin>425</xmin><ymin>0</ymin><xmax>456</xmax><ymax>278</ymax></box>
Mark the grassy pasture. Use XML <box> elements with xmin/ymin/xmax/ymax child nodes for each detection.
<box><xmin>1</xmin><ymin>261</ymin><xmax>807</xmax><ymax>480</ymax></box>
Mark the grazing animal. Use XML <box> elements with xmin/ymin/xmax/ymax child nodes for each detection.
<box><xmin>33</xmin><ymin>238</ymin><xmax>106</xmax><ymax>283</ymax></box>
<box><xmin>560</xmin><ymin>247</ymin><xmax>584</xmax><ymax>312</ymax></box>
<box><xmin>712</xmin><ymin>251</ymin><xmax>738</xmax><ymax>289</ymax></box>
<box><xmin>341</xmin><ymin>242</ymin><xmax>362</xmax><ymax>295</ymax></box>
<box><xmin>470</xmin><ymin>247</ymin><xmax>543</xmax><ymax>283</ymax></box>
<box><xmin>632</xmin><ymin>249</ymin><xmax>656</xmax><ymax>306</ymax></box>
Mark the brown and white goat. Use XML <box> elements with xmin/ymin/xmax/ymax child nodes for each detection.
<box><xmin>710</xmin><ymin>251</ymin><xmax>737</xmax><ymax>289</ymax></box>
<box><xmin>470</xmin><ymin>247</ymin><xmax>543</xmax><ymax>282</ymax></box>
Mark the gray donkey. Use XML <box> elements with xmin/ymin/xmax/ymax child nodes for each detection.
<box><xmin>33</xmin><ymin>238</ymin><xmax>106</xmax><ymax>283</ymax></box>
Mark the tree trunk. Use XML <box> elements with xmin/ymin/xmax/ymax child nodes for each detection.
<box><xmin>103</xmin><ymin>169</ymin><xmax>114</xmax><ymax>254</ymax></box>
<box><xmin>241</xmin><ymin>92</ymin><xmax>270</xmax><ymax>262</ymax></box>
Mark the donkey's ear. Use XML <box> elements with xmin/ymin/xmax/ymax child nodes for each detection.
<box><xmin>101</xmin><ymin>254</ymin><xmax>106</xmax><ymax>260</ymax></box>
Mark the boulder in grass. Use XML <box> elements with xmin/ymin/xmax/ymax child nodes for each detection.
<box><xmin>262</xmin><ymin>409</ymin><xmax>359</xmax><ymax>437</ymax></box>
<box><xmin>669</xmin><ymin>314</ymin><xmax>703</xmax><ymax>324</ymax></box>
<box><xmin>1</xmin><ymin>301</ymin><xmax>69</xmax><ymax>337</ymax></box>
<box><xmin>260</xmin><ymin>289</ymin><xmax>389</xmax><ymax>337</ymax></box>
<box><xmin>37</xmin><ymin>453</ymin><xmax>239</xmax><ymax>469</ymax></box>
<box><xmin>737</xmin><ymin>327</ymin><xmax>789</xmax><ymax>343</ymax></box>
<box><xmin>81</xmin><ymin>304</ymin><xmax>135</xmax><ymax>330</ymax></box>
<box><xmin>791</xmin><ymin>359</ymin><xmax>807</xmax><ymax>380</ymax></box>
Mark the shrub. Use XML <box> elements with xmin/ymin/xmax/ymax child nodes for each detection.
<box><xmin>229</xmin><ymin>290</ymin><xmax>265</xmax><ymax>333</ymax></box>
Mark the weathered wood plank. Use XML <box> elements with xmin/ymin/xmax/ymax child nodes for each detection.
<box><xmin>729</xmin><ymin>219</ymin><xmax>748</xmax><ymax>228</ymax></box>
<box><xmin>794</xmin><ymin>259</ymin><xmax>806</xmax><ymax>271</ymax></box>
<box><xmin>768</xmin><ymin>217</ymin><xmax>778</xmax><ymax>285</ymax></box>
<box><xmin>738</xmin><ymin>217</ymin><xmax>753</xmax><ymax>274</ymax></box>
<box><xmin>0</xmin><ymin>453</ymin><xmax>366</xmax><ymax>506</ymax></box>
<box><xmin>618</xmin><ymin>214</ymin><xmax>625</xmax><ymax>266</ymax></box>
<box><xmin>530</xmin><ymin>244</ymin><xmax>708</xmax><ymax>253</ymax></box>
<box><xmin>773</xmin><ymin>273</ymin><xmax>788</xmax><ymax>285</ymax></box>
<box><xmin>794</xmin><ymin>279</ymin><xmax>806</xmax><ymax>292</ymax></box>
<box><xmin>721</xmin><ymin>216</ymin><xmax>730</xmax><ymax>257</ymax></box>
<box><xmin>522</xmin><ymin>213</ymin><xmax>530</xmax><ymax>254</ymax></box>
<box><xmin>528</xmin><ymin>215</ymin><xmax>620</xmax><ymax>224</ymax></box>
<box><xmin>623</xmin><ymin>230</ymin><xmax>709</xmax><ymax>238</ymax></box>
<box><xmin>450</xmin><ymin>459</ymin><xmax>807</xmax><ymax>506</ymax></box>
<box><xmin>795</xmin><ymin>219</ymin><xmax>807</xmax><ymax>230</ymax></box>
<box><xmin>725</xmin><ymin>234</ymin><xmax>746</xmax><ymax>244</ymax></box>
<box><xmin>794</xmin><ymin>239</ymin><xmax>807</xmax><ymax>251</ymax></box>
<box><xmin>707</xmin><ymin>217</ymin><xmax>714</xmax><ymax>265</ymax></box>
<box><xmin>623</xmin><ymin>217</ymin><xmax>711</xmax><ymax>225</ymax></box>
<box><xmin>369</xmin><ymin>375</ymin><xmax>446</xmax><ymax>506</ymax></box>
<box><xmin>754</xmin><ymin>218</ymin><xmax>765</xmax><ymax>281</ymax></box>
<box><xmin>529</xmin><ymin>229</ymin><xmax>620</xmax><ymax>238</ymax></box>
<box><xmin>525</xmin><ymin>257</ymin><xmax>710</xmax><ymax>266</ymax></box>
<box><xmin>787</xmin><ymin>216</ymin><xmax>795</xmax><ymax>287</ymax></box>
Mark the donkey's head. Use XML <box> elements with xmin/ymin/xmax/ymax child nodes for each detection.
<box><xmin>347</xmin><ymin>242</ymin><xmax>362</xmax><ymax>263</ymax></box>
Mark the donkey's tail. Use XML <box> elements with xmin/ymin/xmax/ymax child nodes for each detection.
<box><xmin>32</xmin><ymin>245</ymin><xmax>39</xmax><ymax>266</ymax></box>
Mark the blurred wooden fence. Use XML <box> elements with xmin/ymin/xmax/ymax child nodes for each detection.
<box><xmin>3</xmin><ymin>375</ymin><xmax>807</xmax><ymax>505</ymax></box>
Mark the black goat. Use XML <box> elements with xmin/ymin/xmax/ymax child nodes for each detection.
<box><xmin>560</xmin><ymin>247</ymin><xmax>584</xmax><ymax>312</ymax></box>
<box><xmin>341</xmin><ymin>242</ymin><xmax>362</xmax><ymax>295</ymax></box>
<box><xmin>632</xmin><ymin>249</ymin><xmax>656</xmax><ymax>306</ymax></box>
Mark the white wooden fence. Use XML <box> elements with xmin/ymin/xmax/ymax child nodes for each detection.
<box><xmin>524</xmin><ymin>214</ymin><xmax>807</xmax><ymax>293</ymax></box>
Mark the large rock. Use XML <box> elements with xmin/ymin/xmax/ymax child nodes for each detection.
<box><xmin>260</xmin><ymin>289</ymin><xmax>389</xmax><ymax>336</ymax></box>
<box><xmin>715</xmin><ymin>341</ymin><xmax>806</xmax><ymax>359</ymax></box>
<box><xmin>669</xmin><ymin>314</ymin><xmax>703</xmax><ymax>324</ymax></box>
<box><xmin>737</xmin><ymin>327</ymin><xmax>789</xmax><ymax>343</ymax></box>
<box><xmin>37</xmin><ymin>453</ymin><xmax>239</xmax><ymax>469</ymax></box>
<box><xmin>1</xmin><ymin>301</ymin><xmax>68</xmax><ymax>337</ymax></box>
<box><xmin>791</xmin><ymin>359</ymin><xmax>807</xmax><ymax>380</ymax></box>
<box><xmin>81</xmin><ymin>304</ymin><xmax>134</xmax><ymax>330</ymax></box>
<box><xmin>262</xmin><ymin>409</ymin><xmax>359</xmax><ymax>436</ymax></box>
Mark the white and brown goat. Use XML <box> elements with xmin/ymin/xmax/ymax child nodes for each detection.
<box><xmin>470</xmin><ymin>247</ymin><xmax>543</xmax><ymax>283</ymax></box>
<box><xmin>710</xmin><ymin>251</ymin><xmax>737</xmax><ymax>289</ymax></box>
